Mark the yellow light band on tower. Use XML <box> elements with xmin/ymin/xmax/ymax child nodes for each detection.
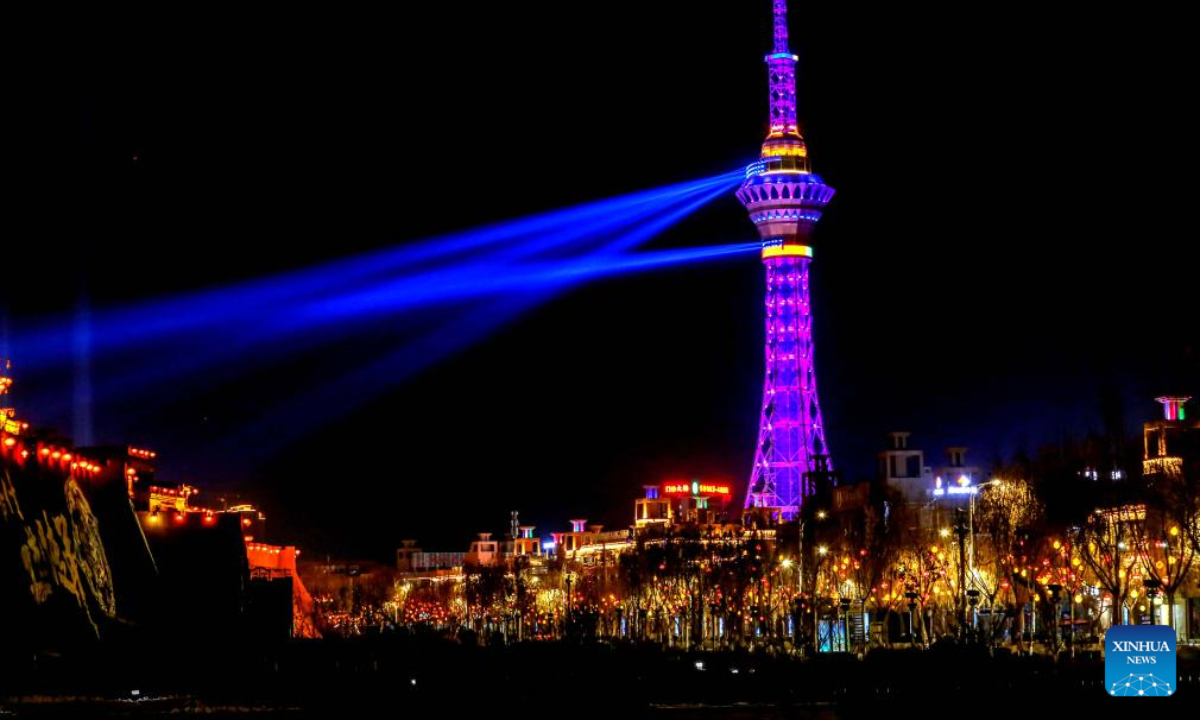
<box><xmin>762</xmin><ymin>245</ymin><xmax>814</xmax><ymax>260</ymax></box>
<box><xmin>762</xmin><ymin>145</ymin><xmax>808</xmax><ymax>158</ymax></box>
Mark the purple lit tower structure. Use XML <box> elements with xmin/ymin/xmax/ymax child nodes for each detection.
<box><xmin>738</xmin><ymin>0</ymin><xmax>835</xmax><ymax>517</ymax></box>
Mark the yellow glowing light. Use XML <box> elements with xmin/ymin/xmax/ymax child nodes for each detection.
<box><xmin>1130</xmin><ymin>589</ymin><xmax>1139</xmax><ymax>600</ymax></box>
<box><xmin>817</xmin><ymin>546</ymin><xmax>828</xmax><ymax>556</ymax></box>
<box><xmin>1071</xmin><ymin>557</ymin><xmax>1081</xmax><ymax>567</ymax></box>
<box><xmin>939</xmin><ymin>528</ymin><xmax>950</xmax><ymax>538</ymax></box>
<box><xmin>762</xmin><ymin>245</ymin><xmax>814</xmax><ymax>260</ymax></box>
<box><xmin>1052</xmin><ymin>540</ymin><xmax>1061</xmax><ymax>550</ymax></box>
<box><xmin>1170</xmin><ymin>527</ymin><xmax>1180</xmax><ymax>537</ymax></box>
<box><xmin>1074</xmin><ymin>594</ymin><xmax>1083</xmax><ymax>604</ymax></box>
<box><xmin>762</xmin><ymin>144</ymin><xmax>808</xmax><ymax>159</ymax></box>
<box><xmin>930</xmin><ymin>545</ymin><xmax>939</xmax><ymax>554</ymax></box>
<box><xmin>1118</xmin><ymin>569</ymin><xmax>1127</xmax><ymax>579</ymax></box>
<box><xmin>780</xmin><ymin>558</ymin><xmax>793</xmax><ymax>569</ymax></box>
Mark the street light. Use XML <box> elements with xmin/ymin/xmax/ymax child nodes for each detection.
<box><xmin>968</xmin><ymin>480</ymin><xmax>1004</xmax><ymax>588</ymax></box>
<box><xmin>1047</xmin><ymin>583</ymin><xmax>1063</xmax><ymax>652</ymax></box>
<box><xmin>951</xmin><ymin>478</ymin><xmax>1004</xmax><ymax>638</ymax></box>
<box><xmin>798</xmin><ymin>509</ymin><xmax>827</xmax><ymax>596</ymax></box>
<box><xmin>563</xmin><ymin>570</ymin><xmax>576</xmax><ymax>637</ymax></box>
<box><xmin>953</xmin><ymin>508</ymin><xmax>969</xmax><ymax>635</ymax></box>
<box><xmin>1143</xmin><ymin>578</ymin><xmax>1162</xmax><ymax>626</ymax></box>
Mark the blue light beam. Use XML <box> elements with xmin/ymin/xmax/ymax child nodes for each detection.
<box><xmin>65</xmin><ymin>181</ymin><xmax>740</xmax><ymax>416</ymax></box>
<box><xmin>13</xmin><ymin>170</ymin><xmax>743</xmax><ymax>368</ymax></box>
<box><xmin>223</xmin><ymin>240</ymin><xmax>759</xmax><ymax>457</ymax></box>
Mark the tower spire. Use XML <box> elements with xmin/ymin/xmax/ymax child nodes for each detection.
<box><xmin>773</xmin><ymin>0</ymin><xmax>791</xmax><ymax>54</ymax></box>
<box><xmin>765</xmin><ymin>0</ymin><xmax>802</xmax><ymax>145</ymax></box>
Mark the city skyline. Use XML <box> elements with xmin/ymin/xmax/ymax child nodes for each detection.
<box><xmin>4</xmin><ymin>3</ymin><xmax>1197</xmax><ymax>556</ymax></box>
<box><xmin>4</xmin><ymin>5</ymin><xmax>1200</xmax><ymax>713</ymax></box>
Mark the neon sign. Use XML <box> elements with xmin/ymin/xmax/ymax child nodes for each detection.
<box><xmin>933</xmin><ymin>485</ymin><xmax>978</xmax><ymax>497</ymax></box>
<box><xmin>662</xmin><ymin>481</ymin><xmax>733</xmax><ymax>497</ymax></box>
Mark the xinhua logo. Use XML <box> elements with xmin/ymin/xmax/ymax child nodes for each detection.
<box><xmin>1105</xmin><ymin>625</ymin><xmax>1176</xmax><ymax>697</ymax></box>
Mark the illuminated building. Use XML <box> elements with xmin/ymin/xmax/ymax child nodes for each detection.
<box><xmin>397</xmin><ymin>517</ymin><xmax>545</xmax><ymax>583</ymax></box>
<box><xmin>247</xmin><ymin>541</ymin><xmax>320</xmax><ymax>639</ymax></box>
<box><xmin>145</xmin><ymin>481</ymin><xmax>198</xmax><ymax>513</ymax></box>
<box><xmin>511</xmin><ymin>525</ymin><xmax>543</xmax><ymax>558</ymax></box>
<box><xmin>396</xmin><ymin>539</ymin><xmax>465</xmax><ymax>578</ymax></box>
<box><xmin>558</xmin><ymin>519</ymin><xmax>598</xmax><ymax>554</ymax></box>
<box><xmin>555</xmin><ymin>518</ymin><xmax>634</xmax><ymax>565</ymax></box>
<box><xmin>739</xmin><ymin>0</ymin><xmax>835</xmax><ymax>517</ymax></box>
<box><xmin>636</xmin><ymin>480</ymin><xmax>737</xmax><ymax>531</ymax></box>
<box><xmin>74</xmin><ymin>444</ymin><xmax>167</xmax><ymax>508</ymax></box>
<box><xmin>1</xmin><ymin>376</ymin><xmax>119</xmax><ymax>645</ymax></box>
<box><xmin>1</xmin><ymin>359</ymin><xmax>29</xmax><ymax>437</ymax></box>
<box><xmin>221</xmin><ymin>504</ymin><xmax>267</xmax><ymax>542</ymax></box>
<box><xmin>465</xmin><ymin>532</ymin><xmax>501</xmax><ymax>566</ymax></box>
<box><xmin>2</xmin><ymin>359</ymin><xmax>314</xmax><ymax>641</ymax></box>
<box><xmin>1141</xmin><ymin>397</ymin><xmax>1198</xmax><ymax>637</ymax></box>
<box><xmin>499</xmin><ymin>511</ymin><xmax>545</xmax><ymax>561</ymax></box>
<box><xmin>1</xmin><ymin>359</ymin><xmax>15</xmax><ymax>425</ymax></box>
<box><xmin>1143</xmin><ymin>396</ymin><xmax>1197</xmax><ymax>478</ymax></box>
<box><xmin>930</xmin><ymin>447</ymin><xmax>983</xmax><ymax>499</ymax></box>
<box><xmin>634</xmin><ymin>485</ymin><xmax>672</xmax><ymax>529</ymax></box>
<box><xmin>85</xmin><ymin>441</ymin><xmax>307</xmax><ymax>638</ymax></box>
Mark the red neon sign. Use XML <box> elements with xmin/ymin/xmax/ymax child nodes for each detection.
<box><xmin>661</xmin><ymin>480</ymin><xmax>733</xmax><ymax>497</ymax></box>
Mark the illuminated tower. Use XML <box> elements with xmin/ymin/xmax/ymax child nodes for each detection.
<box><xmin>738</xmin><ymin>0</ymin><xmax>835</xmax><ymax>516</ymax></box>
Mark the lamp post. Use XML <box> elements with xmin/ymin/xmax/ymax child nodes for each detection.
<box><xmin>904</xmin><ymin>587</ymin><xmax>919</xmax><ymax>646</ymax></box>
<box><xmin>966</xmin><ymin>479</ymin><xmax>1002</xmax><ymax>632</ymax></box>
<box><xmin>797</xmin><ymin>509</ymin><xmax>826</xmax><ymax>655</ymax></box>
<box><xmin>563</xmin><ymin>571</ymin><xmax>575</xmax><ymax>638</ymax></box>
<box><xmin>953</xmin><ymin>508</ymin><xmax>968</xmax><ymax>636</ymax></box>
<box><xmin>798</xmin><ymin>509</ymin><xmax>826</xmax><ymax>596</ymax></box>
<box><xmin>839</xmin><ymin>597</ymin><xmax>852</xmax><ymax>652</ymax></box>
<box><xmin>1143</xmin><ymin>578</ymin><xmax>1162</xmax><ymax>626</ymax></box>
<box><xmin>779</xmin><ymin>557</ymin><xmax>795</xmax><ymax>649</ymax></box>
<box><xmin>798</xmin><ymin>518</ymin><xmax>805</xmax><ymax>596</ymax></box>
<box><xmin>815</xmin><ymin>544</ymin><xmax>828</xmax><ymax>651</ymax></box>
<box><xmin>967</xmin><ymin>480</ymin><xmax>1002</xmax><ymax>582</ymax></box>
<box><xmin>1047</xmin><ymin>583</ymin><xmax>1063</xmax><ymax>655</ymax></box>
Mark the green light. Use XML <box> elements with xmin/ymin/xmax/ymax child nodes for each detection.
<box><xmin>692</xmin><ymin>480</ymin><xmax>699</xmax><ymax>495</ymax></box>
<box><xmin>1180</xmin><ymin>406</ymin><xmax>1187</xmax><ymax>421</ymax></box>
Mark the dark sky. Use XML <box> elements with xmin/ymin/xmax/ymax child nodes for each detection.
<box><xmin>6</xmin><ymin>3</ymin><xmax>1198</xmax><ymax>558</ymax></box>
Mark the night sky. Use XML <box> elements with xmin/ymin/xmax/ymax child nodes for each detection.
<box><xmin>6</xmin><ymin>3</ymin><xmax>1197</xmax><ymax>558</ymax></box>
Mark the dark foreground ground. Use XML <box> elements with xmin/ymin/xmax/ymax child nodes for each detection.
<box><xmin>2</xmin><ymin>640</ymin><xmax>1196</xmax><ymax>717</ymax></box>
